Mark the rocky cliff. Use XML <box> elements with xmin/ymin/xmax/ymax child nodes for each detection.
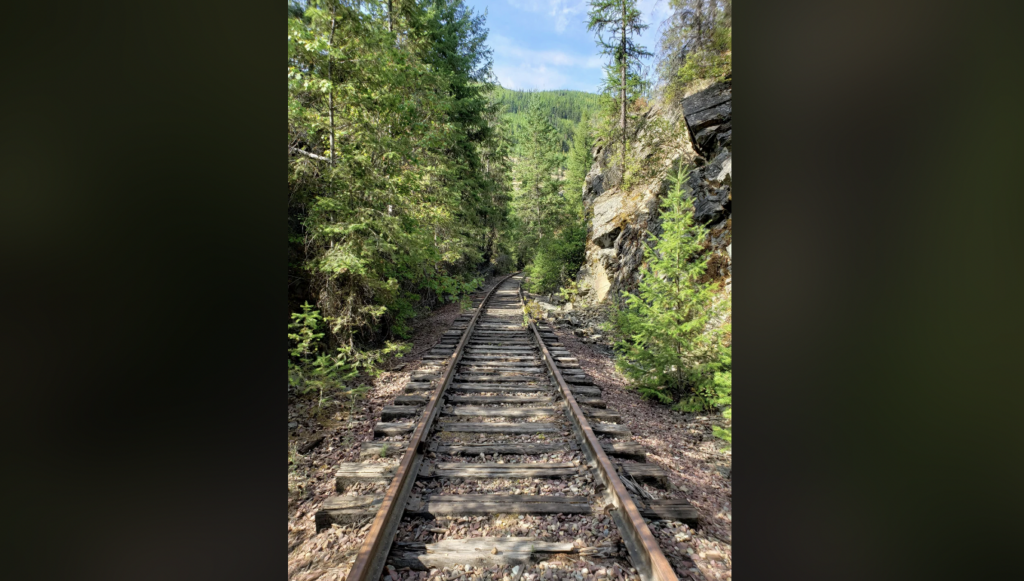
<box><xmin>575</xmin><ymin>80</ymin><xmax>733</xmax><ymax>304</ymax></box>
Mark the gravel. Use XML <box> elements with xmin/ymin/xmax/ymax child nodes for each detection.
<box><xmin>548</xmin><ymin>324</ymin><xmax>733</xmax><ymax>580</ymax></box>
<box><xmin>287</xmin><ymin>277</ymin><xmax>507</xmax><ymax>581</ymax></box>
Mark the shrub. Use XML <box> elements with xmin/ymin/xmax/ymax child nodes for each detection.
<box><xmin>610</xmin><ymin>162</ymin><xmax>731</xmax><ymax>427</ymax></box>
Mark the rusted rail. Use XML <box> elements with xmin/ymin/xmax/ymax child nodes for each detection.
<box><xmin>345</xmin><ymin>272</ymin><xmax>516</xmax><ymax>581</ymax></box>
<box><xmin>519</xmin><ymin>288</ymin><xmax>679</xmax><ymax>581</ymax></box>
<box><xmin>342</xmin><ymin>274</ymin><xmax>679</xmax><ymax>581</ymax></box>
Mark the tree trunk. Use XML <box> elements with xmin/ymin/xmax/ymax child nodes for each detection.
<box><xmin>620</xmin><ymin>0</ymin><xmax>627</xmax><ymax>174</ymax></box>
<box><xmin>328</xmin><ymin>6</ymin><xmax>337</xmax><ymax>165</ymax></box>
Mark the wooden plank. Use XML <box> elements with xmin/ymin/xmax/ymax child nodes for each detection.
<box><xmin>622</xmin><ymin>463</ymin><xmax>669</xmax><ymax>488</ymax></box>
<box><xmin>464</xmin><ymin>352</ymin><xmax>536</xmax><ymax>357</ymax></box>
<box><xmin>468</xmin><ymin>340</ymin><xmax>535</xmax><ymax>345</ymax></box>
<box><xmin>456</xmin><ymin>374</ymin><xmax>545</xmax><ymax>382</ymax></box>
<box><xmin>520</xmin><ymin>292</ymin><xmax>679</xmax><ymax>581</ymax></box>
<box><xmin>436</xmin><ymin>442</ymin><xmax>574</xmax><ymax>455</ymax></box>
<box><xmin>445</xmin><ymin>406</ymin><xmax>559</xmax><ymax>418</ymax></box>
<box><xmin>639</xmin><ymin>499</ymin><xmax>699</xmax><ymax>524</ymax></box>
<box><xmin>374</xmin><ymin>422</ymin><xmax>415</xmax><ymax>436</ymax></box>
<box><xmin>575</xmin><ymin>397</ymin><xmax>606</xmax><ymax>408</ymax></box>
<box><xmin>359</xmin><ymin>441</ymin><xmax>407</xmax><ymax>459</ymax></box>
<box><xmin>601</xmin><ymin>441</ymin><xmax>647</xmax><ymax>461</ymax></box>
<box><xmin>393</xmin><ymin>395</ymin><xmax>428</xmax><ymax>405</ymax></box>
<box><xmin>315</xmin><ymin>494</ymin><xmax>383</xmax><ymax>530</ymax></box>
<box><xmin>381</xmin><ymin>405</ymin><xmax>423</xmax><ymax>421</ymax></box>
<box><xmin>563</xmin><ymin>376</ymin><xmax>594</xmax><ymax>385</ymax></box>
<box><xmin>447</xmin><ymin>395</ymin><xmax>555</xmax><ymax>404</ymax></box>
<box><xmin>345</xmin><ymin>273</ymin><xmax>518</xmax><ymax>581</ymax></box>
<box><xmin>426</xmin><ymin>464</ymin><xmax>580</xmax><ymax>479</ymax></box>
<box><xmin>387</xmin><ymin>537</ymin><xmax>574</xmax><ymax>571</ymax></box>
<box><xmin>460</xmin><ymin>365</ymin><xmax>543</xmax><ymax>371</ymax></box>
<box><xmin>569</xmin><ymin>386</ymin><xmax>602</xmax><ymax>396</ymax></box>
<box><xmin>450</xmin><ymin>385</ymin><xmax>550</xmax><ymax>393</ymax></box>
<box><xmin>583</xmin><ymin>408</ymin><xmax>621</xmax><ymax>422</ymax></box>
<box><xmin>459</xmin><ymin>366</ymin><xmax>544</xmax><ymax>372</ymax></box>
<box><xmin>460</xmin><ymin>368</ymin><xmax>545</xmax><ymax>375</ymax></box>
<box><xmin>591</xmin><ymin>422</ymin><xmax>631</xmax><ymax>436</ymax></box>
<box><xmin>462</xmin><ymin>355</ymin><xmax>539</xmax><ymax>360</ymax></box>
<box><xmin>335</xmin><ymin>463</ymin><xmax>398</xmax><ymax>491</ymax></box>
<box><xmin>405</xmin><ymin>494</ymin><xmax>594</xmax><ymax>517</ymax></box>
<box><xmin>404</xmin><ymin>385</ymin><xmax>435</xmax><ymax>393</ymax></box>
<box><xmin>434</xmin><ymin>461</ymin><xmax>576</xmax><ymax>470</ymax></box>
<box><xmin>436</xmin><ymin>422</ymin><xmax>559</xmax><ymax>434</ymax></box>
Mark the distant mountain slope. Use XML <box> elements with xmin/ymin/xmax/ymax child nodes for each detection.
<box><xmin>490</xmin><ymin>87</ymin><xmax>602</xmax><ymax>155</ymax></box>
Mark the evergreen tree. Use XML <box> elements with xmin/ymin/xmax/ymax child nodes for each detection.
<box><xmin>657</xmin><ymin>0</ymin><xmax>731</xmax><ymax>97</ymax></box>
<box><xmin>510</xmin><ymin>103</ymin><xmax>563</xmax><ymax>262</ymax></box>
<box><xmin>491</xmin><ymin>87</ymin><xmax>602</xmax><ymax>154</ymax></box>
<box><xmin>287</xmin><ymin>0</ymin><xmax>510</xmax><ymax>359</ymax></box>
<box><xmin>611</xmin><ymin>162</ymin><xmax>729</xmax><ymax>409</ymax></box>
<box><xmin>565</xmin><ymin>111</ymin><xmax>595</xmax><ymax>199</ymax></box>
<box><xmin>515</xmin><ymin>106</ymin><xmax>589</xmax><ymax>293</ymax></box>
<box><xmin>587</xmin><ymin>0</ymin><xmax>652</xmax><ymax>172</ymax></box>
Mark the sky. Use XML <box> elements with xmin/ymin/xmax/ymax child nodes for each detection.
<box><xmin>463</xmin><ymin>0</ymin><xmax>674</xmax><ymax>93</ymax></box>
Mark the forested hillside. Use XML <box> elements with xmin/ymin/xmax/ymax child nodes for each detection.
<box><xmin>287</xmin><ymin>0</ymin><xmax>732</xmax><ymax>442</ymax></box>
<box><xmin>490</xmin><ymin>87</ymin><xmax>602</xmax><ymax>154</ymax></box>
<box><xmin>288</xmin><ymin>0</ymin><xmax>515</xmax><ymax>393</ymax></box>
<box><xmin>288</xmin><ymin>2</ymin><xmax>733</xmax><ymax>577</ymax></box>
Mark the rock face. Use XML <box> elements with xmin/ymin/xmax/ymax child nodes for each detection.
<box><xmin>575</xmin><ymin>80</ymin><xmax>733</xmax><ymax>304</ymax></box>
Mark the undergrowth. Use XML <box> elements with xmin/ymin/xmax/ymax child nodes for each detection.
<box><xmin>607</xmin><ymin>162</ymin><xmax>732</xmax><ymax>445</ymax></box>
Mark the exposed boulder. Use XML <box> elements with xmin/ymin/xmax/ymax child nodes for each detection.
<box><xmin>575</xmin><ymin>79</ymin><xmax>733</xmax><ymax>304</ymax></box>
<box><xmin>680</xmin><ymin>80</ymin><xmax>732</xmax><ymax>160</ymax></box>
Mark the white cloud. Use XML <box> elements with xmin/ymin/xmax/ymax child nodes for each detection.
<box><xmin>493</xmin><ymin>63</ymin><xmax>570</xmax><ymax>91</ymax></box>
<box><xmin>490</xmin><ymin>33</ymin><xmax>602</xmax><ymax>70</ymax></box>
<box><xmin>506</xmin><ymin>0</ymin><xmax>589</xmax><ymax>33</ymax></box>
<box><xmin>490</xmin><ymin>33</ymin><xmax>602</xmax><ymax>91</ymax></box>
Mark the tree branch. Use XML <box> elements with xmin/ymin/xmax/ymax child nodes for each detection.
<box><xmin>290</xmin><ymin>146</ymin><xmax>331</xmax><ymax>162</ymax></box>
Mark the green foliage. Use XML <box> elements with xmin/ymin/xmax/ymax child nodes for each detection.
<box><xmin>524</xmin><ymin>221</ymin><xmax>587</xmax><ymax>294</ymax></box>
<box><xmin>288</xmin><ymin>302</ymin><xmax>325</xmax><ymax>361</ymax></box>
<box><xmin>587</xmin><ymin>0</ymin><xmax>652</xmax><ymax>81</ymax></box>
<box><xmin>506</xmin><ymin>101</ymin><xmax>588</xmax><ymax>295</ymax></box>
<box><xmin>557</xmin><ymin>279</ymin><xmax>583</xmax><ymax>305</ymax></box>
<box><xmin>288</xmin><ymin>0</ymin><xmax>513</xmax><ymax>357</ymax></box>
<box><xmin>508</xmin><ymin>103</ymin><xmax>564</xmax><ymax>266</ymax></box>
<box><xmin>565</xmin><ymin>112</ymin><xmax>595</xmax><ymax>199</ymax></box>
<box><xmin>610</xmin><ymin>162</ymin><xmax>730</xmax><ymax>416</ymax></box>
<box><xmin>288</xmin><ymin>301</ymin><xmax>410</xmax><ymax>400</ymax></box>
<box><xmin>491</xmin><ymin>87</ymin><xmax>602</xmax><ymax>155</ymax></box>
<box><xmin>674</xmin><ymin>23</ymin><xmax>731</xmax><ymax>88</ymax></box>
<box><xmin>657</xmin><ymin>0</ymin><xmax>731</xmax><ymax>99</ymax></box>
<box><xmin>587</xmin><ymin>0</ymin><xmax>653</xmax><ymax>174</ymax></box>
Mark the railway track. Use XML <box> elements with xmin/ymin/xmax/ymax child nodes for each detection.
<box><xmin>315</xmin><ymin>273</ymin><xmax>697</xmax><ymax>580</ymax></box>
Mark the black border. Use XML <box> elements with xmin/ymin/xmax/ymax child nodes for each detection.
<box><xmin>2</xmin><ymin>1</ymin><xmax>1023</xmax><ymax>579</ymax></box>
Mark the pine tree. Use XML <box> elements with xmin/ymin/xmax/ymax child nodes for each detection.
<box><xmin>565</xmin><ymin>111</ymin><xmax>595</xmax><ymax>200</ymax></box>
<box><xmin>288</xmin><ymin>0</ymin><xmax>509</xmax><ymax>350</ymax></box>
<box><xmin>511</xmin><ymin>103</ymin><xmax>563</xmax><ymax>253</ymax></box>
<box><xmin>587</xmin><ymin>0</ymin><xmax>652</xmax><ymax>172</ymax></box>
<box><xmin>611</xmin><ymin>162</ymin><xmax>728</xmax><ymax>407</ymax></box>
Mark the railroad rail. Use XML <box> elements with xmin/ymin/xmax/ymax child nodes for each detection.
<box><xmin>315</xmin><ymin>273</ymin><xmax>697</xmax><ymax>580</ymax></box>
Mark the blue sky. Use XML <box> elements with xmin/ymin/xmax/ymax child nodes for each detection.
<box><xmin>464</xmin><ymin>0</ymin><xmax>674</xmax><ymax>93</ymax></box>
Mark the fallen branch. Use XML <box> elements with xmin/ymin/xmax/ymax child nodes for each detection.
<box><xmin>289</xmin><ymin>146</ymin><xmax>330</xmax><ymax>162</ymax></box>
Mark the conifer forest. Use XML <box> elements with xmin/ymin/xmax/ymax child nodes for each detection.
<box><xmin>288</xmin><ymin>1</ymin><xmax>733</xmax><ymax>578</ymax></box>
